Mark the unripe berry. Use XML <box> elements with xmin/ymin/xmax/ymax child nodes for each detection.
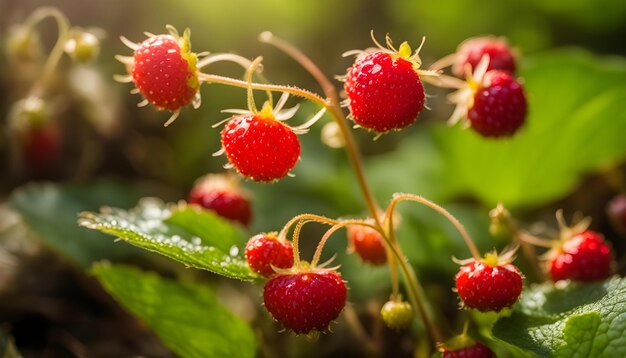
<box><xmin>380</xmin><ymin>300</ymin><xmax>413</xmax><ymax>330</ymax></box>
<box><xmin>65</xmin><ymin>28</ymin><xmax>100</xmax><ymax>63</ymax></box>
<box><xmin>6</xmin><ymin>25</ymin><xmax>42</xmax><ymax>63</ymax></box>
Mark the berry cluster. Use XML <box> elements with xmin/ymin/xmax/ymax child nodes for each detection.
<box><xmin>112</xmin><ymin>25</ymin><xmax>618</xmax><ymax>354</ymax></box>
<box><xmin>440</xmin><ymin>36</ymin><xmax>527</xmax><ymax>137</ymax></box>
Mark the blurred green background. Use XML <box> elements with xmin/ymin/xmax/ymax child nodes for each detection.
<box><xmin>1</xmin><ymin>0</ymin><xmax>626</xmax><ymax>357</ymax></box>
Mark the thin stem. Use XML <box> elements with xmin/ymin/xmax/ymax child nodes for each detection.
<box><xmin>385</xmin><ymin>212</ymin><xmax>400</xmax><ymax>298</ymax></box>
<box><xmin>291</xmin><ymin>219</ymin><xmax>311</xmax><ymax>269</ymax></box>
<box><xmin>505</xmin><ymin>220</ymin><xmax>549</xmax><ymax>281</ymax></box>
<box><xmin>384</xmin><ymin>205</ymin><xmax>443</xmax><ymax>342</ymax></box>
<box><xmin>25</xmin><ymin>7</ymin><xmax>70</xmax><ymax>98</ymax></box>
<box><xmin>278</xmin><ymin>213</ymin><xmax>338</xmax><ymax>241</ymax></box>
<box><xmin>387</xmin><ymin>193</ymin><xmax>481</xmax><ymax>260</ymax></box>
<box><xmin>259</xmin><ymin>31</ymin><xmax>338</xmax><ymax>104</ymax></box>
<box><xmin>516</xmin><ymin>231</ymin><xmax>553</xmax><ymax>248</ymax></box>
<box><xmin>245</xmin><ymin>57</ymin><xmax>263</xmax><ymax>113</ymax></box>
<box><xmin>311</xmin><ymin>220</ymin><xmax>378</xmax><ymax>267</ymax></box>
<box><xmin>278</xmin><ymin>213</ymin><xmax>339</xmax><ymax>269</ymax></box>
<box><xmin>385</xmin><ymin>235</ymin><xmax>444</xmax><ymax>343</ymax></box>
<box><xmin>258</xmin><ymin>32</ymin><xmax>382</xmax><ymax>228</ymax></box>
<box><xmin>197</xmin><ymin>72</ymin><xmax>328</xmax><ymax>109</ymax></box>
<box><xmin>259</xmin><ymin>33</ymin><xmax>444</xmax><ymax>344</ymax></box>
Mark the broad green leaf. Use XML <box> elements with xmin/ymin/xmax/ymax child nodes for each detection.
<box><xmin>434</xmin><ymin>50</ymin><xmax>626</xmax><ymax>208</ymax></box>
<box><xmin>79</xmin><ymin>198</ymin><xmax>257</xmax><ymax>281</ymax></box>
<box><xmin>9</xmin><ymin>181</ymin><xmax>148</xmax><ymax>267</ymax></box>
<box><xmin>91</xmin><ymin>264</ymin><xmax>255</xmax><ymax>358</ymax></box>
<box><xmin>493</xmin><ymin>277</ymin><xmax>626</xmax><ymax>357</ymax></box>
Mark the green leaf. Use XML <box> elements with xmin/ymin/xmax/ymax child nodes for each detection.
<box><xmin>433</xmin><ymin>50</ymin><xmax>626</xmax><ymax>208</ymax></box>
<box><xmin>91</xmin><ymin>263</ymin><xmax>256</xmax><ymax>358</ymax></box>
<box><xmin>493</xmin><ymin>277</ymin><xmax>626</xmax><ymax>357</ymax></box>
<box><xmin>79</xmin><ymin>198</ymin><xmax>257</xmax><ymax>281</ymax></box>
<box><xmin>9</xmin><ymin>181</ymin><xmax>148</xmax><ymax>267</ymax></box>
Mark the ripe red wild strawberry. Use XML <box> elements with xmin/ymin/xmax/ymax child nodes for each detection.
<box><xmin>548</xmin><ymin>230</ymin><xmax>615</xmax><ymax>282</ymax></box>
<box><xmin>347</xmin><ymin>224</ymin><xmax>387</xmax><ymax>265</ymax></box>
<box><xmin>20</xmin><ymin>125</ymin><xmax>61</xmax><ymax>169</ymax></box>
<box><xmin>117</xmin><ymin>26</ymin><xmax>200</xmax><ymax>126</ymax></box>
<box><xmin>245</xmin><ymin>233</ymin><xmax>293</xmax><ymax>277</ymax></box>
<box><xmin>10</xmin><ymin>97</ymin><xmax>61</xmax><ymax>169</ymax></box>
<box><xmin>344</xmin><ymin>36</ymin><xmax>429</xmax><ymax>133</ymax></box>
<box><xmin>467</xmin><ymin>70</ymin><xmax>527</xmax><ymax>137</ymax></box>
<box><xmin>455</xmin><ymin>252</ymin><xmax>523</xmax><ymax>312</ymax></box>
<box><xmin>438</xmin><ymin>330</ymin><xmax>496</xmax><ymax>358</ymax></box>
<box><xmin>263</xmin><ymin>267</ymin><xmax>347</xmax><ymax>334</ymax></box>
<box><xmin>441</xmin><ymin>342</ymin><xmax>496</xmax><ymax>358</ymax></box>
<box><xmin>221</xmin><ymin>110</ymin><xmax>301</xmax><ymax>182</ymax></box>
<box><xmin>188</xmin><ymin>173</ymin><xmax>252</xmax><ymax>226</ymax></box>
<box><xmin>453</xmin><ymin>36</ymin><xmax>516</xmax><ymax>78</ymax></box>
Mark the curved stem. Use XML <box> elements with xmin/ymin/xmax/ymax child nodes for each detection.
<box><xmin>259</xmin><ymin>32</ymin><xmax>339</xmax><ymax>104</ymax></box>
<box><xmin>245</xmin><ymin>57</ymin><xmax>263</xmax><ymax>113</ymax></box>
<box><xmin>504</xmin><ymin>219</ymin><xmax>549</xmax><ymax>281</ymax></box>
<box><xmin>311</xmin><ymin>220</ymin><xmax>378</xmax><ymax>267</ymax></box>
<box><xmin>258</xmin><ymin>32</ymin><xmax>382</xmax><ymax>229</ymax></box>
<box><xmin>384</xmin><ymin>199</ymin><xmax>443</xmax><ymax>342</ymax></box>
<box><xmin>197</xmin><ymin>72</ymin><xmax>328</xmax><ymax>109</ymax></box>
<box><xmin>290</xmin><ymin>219</ymin><xmax>311</xmax><ymax>269</ymax></box>
<box><xmin>25</xmin><ymin>7</ymin><xmax>70</xmax><ymax>98</ymax></box>
<box><xmin>387</xmin><ymin>193</ymin><xmax>481</xmax><ymax>260</ymax></box>
<box><xmin>278</xmin><ymin>213</ymin><xmax>338</xmax><ymax>241</ymax></box>
<box><xmin>259</xmin><ymin>33</ymin><xmax>444</xmax><ymax>344</ymax></box>
<box><xmin>278</xmin><ymin>213</ymin><xmax>339</xmax><ymax>269</ymax></box>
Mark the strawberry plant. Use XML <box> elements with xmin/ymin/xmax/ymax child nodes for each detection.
<box><xmin>1</xmin><ymin>3</ymin><xmax>626</xmax><ymax>358</ymax></box>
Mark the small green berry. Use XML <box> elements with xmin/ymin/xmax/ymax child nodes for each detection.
<box><xmin>6</xmin><ymin>25</ymin><xmax>42</xmax><ymax>62</ymax></box>
<box><xmin>65</xmin><ymin>29</ymin><xmax>100</xmax><ymax>63</ymax></box>
<box><xmin>380</xmin><ymin>300</ymin><xmax>413</xmax><ymax>330</ymax></box>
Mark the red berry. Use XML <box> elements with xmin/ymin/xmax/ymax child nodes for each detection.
<box><xmin>455</xmin><ymin>256</ymin><xmax>523</xmax><ymax>312</ymax></box>
<box><xmin>221</xmin><ymin>113</ymin><xmax>300</xmax><ymax>182</ymax></box>
<box><xmin>453</xmin><ymin>36</ymin><xmax>516</xmax><ymax>78</ymax></box>
<box><xmin>245</xmin><ymin>233</ymin><xmax>293</xmax><ymax>277</ymax></box>
<box><xmin>131</xmin><ymin>34</ymin><xmax>199</xmax><ymax>111</ymax></box>
<box><xmin>347</xmin><ymin>224</ymin><xmax>387</xmax><ymax>265</ymax></box>
<box><xmin>263</xmin><ymin>270</ymin><xmax>347</xmax><ymax>334</ymax></box>
<box><xmin>442</xmin><ymin>342</ymin><xmax>496</xmax><ymax>358</ymax></box>
<box><xmin>345</xmin><ymin>51</ymin><xmax>425</xmax><ymax>133</ymax></box>
<box><xmin>468</xmin><ymin>70</ymin><xmax>527</xmax><ymax>137</ymax></box>
<box><xmin>548</xmin><ymin>230</ymin><xmax>615</xmax><ymax>282</ymax></box>
<box><xmin>188</xmin><ymin>174</ymin><xmax>252</xmax><ymax>226</ymax></box>
<box><xmin>20</xmin><ymin>125</ymin><xmax>60</xmax><ymax>169</ymax></box>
